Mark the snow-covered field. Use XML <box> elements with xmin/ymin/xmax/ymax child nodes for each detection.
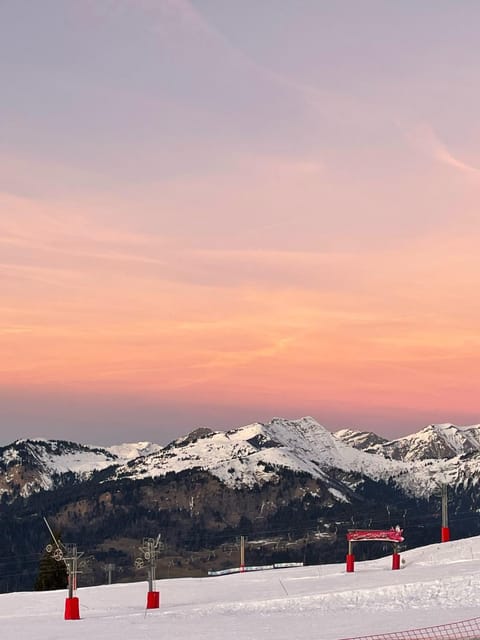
<box><xmin>3</xmin><ymin>536</ymin><xmax>480</xmax><ymax>640</ymax></box>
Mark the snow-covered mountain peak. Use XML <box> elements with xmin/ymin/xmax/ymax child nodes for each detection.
<box><xmin>166</xmin><ymin>427</ymin><xmax>216</xmax><ymax>450</ymax></box>
<box><xmin>111</xmin><ymin>416</ymin><xmax>411</xmax><ymax>494</ymax></box>
<box><xmin>0</xmin><ymin>438</ymin><xmax>146</xmax><ymax>499</ymax></box>
<box><xmin>106</xmin><ymin>441</ymin><xmax>162</xmax><ymax>460</ymax></box>
<box><xmin>334</xmin><ymin>428</ymin><xmax>388</xmax><ymax>450</ymax></box>
<box><xmin>261</xmin><ymin>416</ymin><xmax>343</xmax><ymax>466</ymax></box>
<box><xmin>3</xmin><ymin>416</ymin><xmax>480</xmax><ymax>503</ymax></box>
<box><xmin>378</xmin><ymin>423</ymin><xmax>480</xmax><ymax>461</ymax></box>
<box><xmin>114</xmin><ymin>416</ymin><xmax>339</xmax><ymax>487</ymax></box>
<box><xmin>15</xmin><ymin>437</ymin><xmax>49</xmax><ymax>445</ymax></box>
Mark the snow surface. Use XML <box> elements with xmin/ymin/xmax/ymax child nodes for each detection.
<box><xmin>3</xmin><ymin>535</ymin><xmax>480</xmax><ymax>640</ymax></box>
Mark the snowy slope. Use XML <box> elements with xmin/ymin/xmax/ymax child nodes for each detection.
<box><xmin>3</xmin><ymin>535</ymin><xmax>480</xmax><ymax>640</ymax></box>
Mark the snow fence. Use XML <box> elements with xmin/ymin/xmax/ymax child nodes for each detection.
<box><xmin>341</xmin><ymin>616</ymin><xmax>480</xmax><ymax>640</ymax></box>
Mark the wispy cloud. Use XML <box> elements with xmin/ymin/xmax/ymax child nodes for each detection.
<box><xmin>410</xmin><ymin>125</ymin><xmax>480</xmax><ymax>177</ymax></box>
<box><xmin>105</xmin><ymin>0</ymin><xmax>379</xmax><ymax>126</ymax></box>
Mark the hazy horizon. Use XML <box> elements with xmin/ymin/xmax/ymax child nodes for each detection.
<box><xmin>1</xmin><ymin>409</ymin><xmax>478</xmax><ymax>448</ymax></box>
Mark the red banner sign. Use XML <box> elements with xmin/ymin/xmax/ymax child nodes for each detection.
<box><xmin>346</xmin><ymin>528</ymin><xmax>404</xmax><ymax>543</ymax></box>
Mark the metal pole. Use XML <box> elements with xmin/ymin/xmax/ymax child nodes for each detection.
<box><xmin>43</xmin><ymin>517</ymin><xmax>61</xmax><ymax>550</ymax></box>
<box><xmin>140</xmin><ymin>535</ymin><xmax>162</xmax><ymax>609</ymax></box>
<box><xmin>346</xmin><ymin>539</ymin><xmax>354</xmax><ymax>572</ymax></box>
<box><xmin>106</xmin><ymin>563</ymin><xmax>115</xmax><ymax>585</ymax></box>
<box><xmin>442</xmin><ymin>484</ymin><xmax>448</xmax><ymax>528</ymax></box>
<box><xmin>441</xmin><ymin>483</ymin><xmax>450</xmax><ymax>542</ymax></box>
<box><xmin>68</xmin><ymin>558</ymin><xmax>73</xmax><ymax>599</ymax></box>
<box><xmin>392</xmin><ymin>543</ymin><xmax>400</xmax><ymax>570</ymax></box>
<box><xmin>150</xmin><ymin>540</ymin><xmax>156</xmax><ymax>590</ymax></box>
<box><xmin>73</xmin><ymin>550</ymin><xmax>78</xmax><ymax>594</ymax></box>
<box><xmin>240</xmin><ymin>535</ymin><xmax>245</xmax><ymax>571</ymax></box>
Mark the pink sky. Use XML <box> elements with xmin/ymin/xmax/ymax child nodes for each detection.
<box><xmin>1</xmin><ymin>1</ymin><xmax>480</xmax><ymax>444</ymax></box>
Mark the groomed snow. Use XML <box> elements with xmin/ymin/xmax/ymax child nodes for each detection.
<box><xmin>3</xmin><ymin>535</ymin><xmax>480</xmax><ymax>639</ymax></box>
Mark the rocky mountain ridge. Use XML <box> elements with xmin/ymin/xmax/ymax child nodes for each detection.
<box><xmin>2</xmin><ymin>417</ymin><xmax>480</xmax><ymax>502</ymax></box>
<box><xmin>0</xmin><ymin>438</ymin><xmax>162</xmax><ymax>499</ymax></box>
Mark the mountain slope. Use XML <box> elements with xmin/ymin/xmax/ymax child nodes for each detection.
<box><xmin>0</xmin><ymin>438</ymin><xmax>161</xmax><ymax>498</ymax></box>
<box><xmin>110</xmin><ymin>416</ymin><xmax>480</xmax><ymax>500</ymax></box>
<box><xmin>112</xmin><ymin>416</ymin><xmax>410</xmax><ymax>494</ymax></box>
<box><xmin>334</xmin><ymin>422</ymin><xmax>480</xmax><ymax>460</ymax></box>
<box><xmin>4</xmin><ymin>418</ymin><xmax>480</xmax><ymax>502</ymax></box>
<box><xmin>375</xmin><ymin>423</ymin><xmax>480</xmax><ymax>461</ymax></box>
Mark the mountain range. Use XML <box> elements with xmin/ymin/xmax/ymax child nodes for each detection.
<box><xmin>2</xmin><ymin>417</ymin><xmax>480</xmax><ymax>501</ymax></box>
<box><xmin>1</xmin><ymin>416</ymin><xmax>480</xmax><ymax>592</ymax></box>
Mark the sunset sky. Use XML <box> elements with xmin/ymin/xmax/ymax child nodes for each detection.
<box><xmin>2</xmin><ymin>1</ymin><xmax>480</xmax><ymax>445</ymax></box>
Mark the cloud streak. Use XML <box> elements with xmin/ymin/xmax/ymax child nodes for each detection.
<box><xmin>410</xmin><ymin>125</ymin><xmax>480</xmax><ymax>177</ymax></box>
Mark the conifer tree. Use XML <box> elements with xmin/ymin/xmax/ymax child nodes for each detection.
<box><xmin>35</xmin><ymin>546</ymin><xmax>68</xmax><ymax>591</ymax></box>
